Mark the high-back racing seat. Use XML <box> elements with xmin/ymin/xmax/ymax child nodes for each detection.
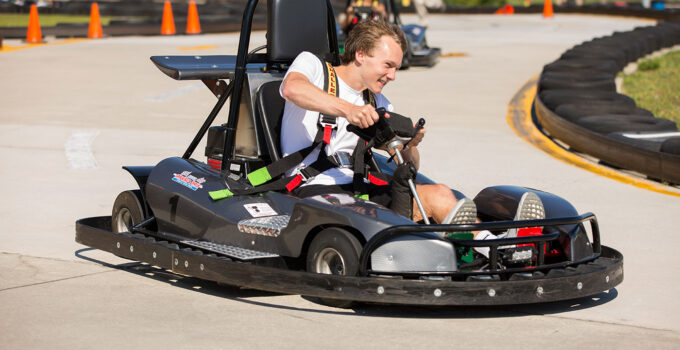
<box><xmin>253</xmin><ymin>0</ymin><xmax>340</xmax><ymax>163</ymax></box>
<box><xmin>256</xmin><ymin>81</ymin><xmax>285</xmax><ymax>162</ymax></box>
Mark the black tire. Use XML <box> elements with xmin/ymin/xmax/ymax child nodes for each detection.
<box><xmin>539</xmin><ymin>77</ymin><xmax>615</xmax><ymax>92</ymax></box>
<box><xmin>543</xmin><ymin>59</ymin><xmax>620</xmax><ymax>75</ymax></box>
<box><xmin>555</xmin><ymin>103</ymin><xmax>653</xmax><ymax>122</ymax></box>
<box><xmin>606</xmin><ymin>132</ymin><xmax>664</xmax><ymax>152</ymax></box>
<box><xmin>661</xmin><ymin>137</ymin><xmax>680</xmax><ymax>155</ymax></box>
<box><xmin>541</xmin><ymin>71</ymin><xmax>615</xmax><ymax>82</ymax></box>
<box><xmin>561</xmin><ymin>49</ymin><xmax>626</xmax><ymax>69</ymax></box>
<box><xmin>112</xmin><ymin>190</ymin><xmax>145</xmax><ymax>233</ymax></box>
<box><xmin>539</xmin><ymin>89</ymin><xmax>636</xmax><ymax>111</ymax></box>
<box><xmin>576</xmin><ymin>115</ymin><xmax>678</xmax><ymax>134</ymax></box>
<box><xmin>306</xmin><ymin>227</ymin><xmax>362</xmax><ymax>308</ymax></box>
<box><xmin>573</xmin><ymin>41</ymin><xmax>639</xmax><ymax>63</ymax></box>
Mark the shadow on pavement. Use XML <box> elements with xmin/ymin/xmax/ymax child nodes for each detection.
<box><xmin>76</xmin><ymin>247</ymin><xmax>618</xmax><ymax>319</ymax></box>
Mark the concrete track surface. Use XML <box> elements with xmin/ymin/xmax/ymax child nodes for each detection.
<box><xmin>1</xmin><ymin>14</ymin><xmax>679</xmax><ymax>349</ymax></box>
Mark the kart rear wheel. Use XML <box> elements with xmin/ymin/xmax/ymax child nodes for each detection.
<box><xmin>306</xmin><ymin>228</ymin><xmax>362</xmax><ymax>308</ymax></box>
<box><xmin>112</xmin><ymin>190</ymin><xmax>144</xmax><ymax>234</ymax></box>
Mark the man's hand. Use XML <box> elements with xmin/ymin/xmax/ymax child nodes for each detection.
<box><xmin>346</xmin><ymin>105</ymin><xmax>381</xmax><ymax>128</ymax></box>
<box><xmin>408</xmin><ymin>123</ymin><xmax>426</xmax><ymax>148</ymax></box>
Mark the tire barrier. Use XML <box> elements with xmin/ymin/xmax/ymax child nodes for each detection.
<box><xmin>539</xmin><ymin>89</ymin><xmax>636</xmax><ymax>111</ymax></box>
<box><xmin>534</xmin><ymin>20</ymin><xmax>680</xmax><ymax>184</ymax></box>
<box><xmin>555</xmin><ymin>103</ymin><xmax>654</xmax><ymax>123</ymax></box>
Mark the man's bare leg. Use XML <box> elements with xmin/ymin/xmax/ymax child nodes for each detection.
<box><xmin>411</xmin><ymin>184</ymin><xmax>457</xmax><ymax>223</ymax></box>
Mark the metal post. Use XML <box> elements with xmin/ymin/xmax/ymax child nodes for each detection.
<box><xmin>221</xmin><ymin>0</ymin><xmax>259</xmax><ymax>171</ymax></box>
<box><xmin>388</xmin><ymin>140</ymin><xmax>429</xmax><ymax>224</ymax></box>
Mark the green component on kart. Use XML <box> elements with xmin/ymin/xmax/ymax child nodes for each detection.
<box><xmin>447</xmin><ymin>232</ymin><xmax>475</xmax><ymax>264</ymax></box>
<box><xmin>209</xmin><ymin>188</ymin><xmax>234</xmax><ymax>200</ymax></box>
<box><xmin>354</xmin><ymin>194</ymin><xmax>369</xmax><ymax>200</ymax></box>
<box><xmin>247</xmin><ymin>167</ymin><xmax>272</xmax><ymax>186</ymax></box>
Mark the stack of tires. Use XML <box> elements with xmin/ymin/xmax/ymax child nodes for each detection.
<box><xmin>534</xmin><ymin>20</ymin><xmax>680</xmax><ymax>184</ymax></box>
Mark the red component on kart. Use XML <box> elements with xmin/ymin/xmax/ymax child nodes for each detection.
<box><xmin>208</xmin><ymin>158</ymin><xmax>222</xmax><ymax>170</ymax></box>
<box><xmin>285</xmin><ymin>174</ymin><xmax>304</xmax><ymax>192</ymax></box>
<box><xmin>518</xmin><ymin>227</ymin><xmax>543</xmax><ymax>249</ymax></box>
<box><xmin>518</xmin><ymin>227</ymin><xmax>542</xmax><ymax>237</ymax></box>
<box><xmin>367</xmin><ymin>173</ymin><xmax>388</xmax><ymax>186</ymax></box>
<box><xmin>516</xmin><ymin>227</ymin><xmax>564</xmax><ymax>259</ymax></box>
<box><xmin>323</xmin><ymin>125</ymin><xmax>333</xmax><ymax>144</ymax></box>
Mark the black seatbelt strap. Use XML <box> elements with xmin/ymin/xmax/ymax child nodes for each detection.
<box><xmin>245</xmin><ymin>57</ymin><xmax>340</xmax><ymax>188</ymax></box>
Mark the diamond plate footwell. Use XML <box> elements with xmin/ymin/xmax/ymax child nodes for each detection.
<box><xmin>237</xmin><ymin>215</ymin><xmax>290</xmax><ymax>237</ymax></box>
<box><xmin>180</xmin><ymin>240</ymin><xmax>279</xmax><ymax>260</ymax></box>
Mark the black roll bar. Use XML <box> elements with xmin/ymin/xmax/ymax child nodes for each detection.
<box><xmin>182</xmin><ymin>80</ymin><xmax>234</xmax><ymax>160</ymax></box>
<box><xmin>221</xmin><ymin>0</ymin><xmax>260</xmax><ymax>171</ymax></box>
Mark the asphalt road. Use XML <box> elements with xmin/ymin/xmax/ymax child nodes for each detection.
<box><xmin>1</xmin><ymin>14</ymin><xmax>679</xmax><ymax>349</ymax></box>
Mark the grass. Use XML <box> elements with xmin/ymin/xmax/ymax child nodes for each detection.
<box><xmin>621</xmin><ymin>50</ymin><xmax>680</xmax><ymax>125</ymax></box>
<box><xmin>0</xmin><ymin>14</ymin><xmax>144</xmax><ymax>27</ymax></box>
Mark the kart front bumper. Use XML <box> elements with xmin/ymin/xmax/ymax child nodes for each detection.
<box><xmin>76</xmin><ymin>216</ymin><xmax>623</xmax><ymax>306</ymax></box>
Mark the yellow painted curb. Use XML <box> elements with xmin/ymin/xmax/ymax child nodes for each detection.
<box><xmin>507</xmin><ymin>76</ymin><xmax>680</xmax><ymax>198</ymax></box>
<box><xmin>178</xmin><ymin>45</ymin><xmax>218</xmax><ymax>51</ymax></box>
<box><xmin>0</xmin><ymin>38</ymin><xmax>88</xmax><ymax>53</ymax></box>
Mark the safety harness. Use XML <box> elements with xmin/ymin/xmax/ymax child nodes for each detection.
<box><xmin>209</xmin><ymin>56</ymin><xmax>389</xmax><ymax>201</ymax></box>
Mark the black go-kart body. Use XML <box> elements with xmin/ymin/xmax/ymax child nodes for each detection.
<box><xmin>338</xmin><ymin>0</ymin><xmax>441</xmax><ymax>68</ymax></box>
<box><xmin>75</xmin><ymin>0</ymin><xmax>622</xmax><ymax>307</ymax></box>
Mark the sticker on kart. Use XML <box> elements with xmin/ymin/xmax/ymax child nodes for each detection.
<box><xmin>172</xmin><ymin>171</ymin><xmax>205</xmax><ymax>191</ymax></box>
<box><xmin>244</xmin><ymin>203</ymin><xmax>278</xmax><ymax>217</ymax></box>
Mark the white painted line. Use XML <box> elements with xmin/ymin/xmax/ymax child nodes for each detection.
<box><xmin>620</xmin><ymin>131</ymin><xmax>680</xmax><ymax>139</ymax></box>
<box><xmin>65</xmin><ymin>130</ymin><xmax>100</xmax><ymax>170</ymax></box>
<box><xmin>145</xmin><ymin>82</ymin><xmax>203</xmax><ymax>102</ymax></box>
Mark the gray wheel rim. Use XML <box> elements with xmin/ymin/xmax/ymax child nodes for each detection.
<box><xmin>114</xmin><ymin>208</ymin><xmax>133</xmax><ymax>233</ymax></box>
<box><xmin>315</xmin><ymin>247</ymin><xmax>346</xmax><ymax>275</ymax></box>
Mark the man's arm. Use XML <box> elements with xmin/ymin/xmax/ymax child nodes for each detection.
<box><xmin>281</xmin><ymin>72</ymin><xmax>380</xmax><ymax>128</ymax></box>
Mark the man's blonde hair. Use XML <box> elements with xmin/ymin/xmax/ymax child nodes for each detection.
<box><xmin>340</xmin><ymin>20</ymin><xmax>407</xmax><ymax>64</ymax></box>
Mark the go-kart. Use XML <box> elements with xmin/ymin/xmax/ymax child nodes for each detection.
<box><xmin>338</xmin><ymin>0</ymin><xmax>441</xmax><ymax>68</ymax></box>
<box><xmin>75</xmin><ymin>0</ymin><xmax>622</xmax><ymax>307</ymax></box>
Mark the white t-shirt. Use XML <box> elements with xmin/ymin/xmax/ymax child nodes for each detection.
<box><xmin>279</xmin><ymin>51</ymin><xmax>393</xmax><ymax>186</ymax></box>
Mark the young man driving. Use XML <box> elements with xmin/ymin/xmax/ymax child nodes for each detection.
<box><xmin>278</xmin><ymin>20</ymin><xmax>468</xmax><ymax>224</ymax></box>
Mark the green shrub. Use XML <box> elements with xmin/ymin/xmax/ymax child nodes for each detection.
<box><xmin>638</xmin><ymin>58</ymin><xmax>661</xmax><ymax>71</ymax></box>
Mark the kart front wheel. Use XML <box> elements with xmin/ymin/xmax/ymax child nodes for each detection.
<box><xmin>112</xmin><ymin>190</ymin><xmax>144</xmax><ymax>234</ymax></box>
<box><xmin>306</xmin><ymin>228</ymin><xmax>362</xmax><ymax>308</ymax></box>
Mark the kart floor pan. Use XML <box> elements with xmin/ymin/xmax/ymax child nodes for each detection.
<box><xmin>76</xmin><ymin>216</ymin><xmax>623</xmax><ymax>306</ymax></box>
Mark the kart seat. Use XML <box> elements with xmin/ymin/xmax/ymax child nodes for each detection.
<box><xmin>253</xmin><ymin>0</ymin><xmax>338</xmax><ymax>163</ymax></box>
<box><xmin>256</xmin><ymin>80</ymin><xmax>286</xmax><ymax>162</ymax></box>
<box><xmin>267</xmin><ymin>0</ymin><xmax>334</xmax><ymax>64</ymax></box>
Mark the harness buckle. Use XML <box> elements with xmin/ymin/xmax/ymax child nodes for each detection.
<box><xmin>318</xmin><ymin>114</ymin><xmax>337</xmax><ymax>128</ymax></box>
<box><xmin>285</xmin><ymin>167</ymin><xmax>310</xmax><ymax>192</ymax></box>
<box><xmin>319</xmin><ymin>114</ymin><xmax>337</xmax><ymax>144</ymax></box>
<box><xmin>296</xmin><ymin>167</ymin><xmax>311</xmax><ymax>182</ymax></box>
<box><xmin>331</xmin><ymin>151</ymin><xmax>353</xmax><ymax>168</ymax></box>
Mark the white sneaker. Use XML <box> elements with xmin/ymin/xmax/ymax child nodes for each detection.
<box><xmin>473</xmin><ymin>230</ymin><xmax>496</xmax><ymax>258</ymax></box>
<box><xmin>506</xmin><ymin>192</ymin><xmax>545</xmax><ymax>238</ymax></box>
<box><xmin>442</xmin><ymin>198</ymin><xmax>477</xmax><ymax>225</ymax></box>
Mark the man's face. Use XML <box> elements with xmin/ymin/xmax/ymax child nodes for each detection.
<box><xmin>356</xmin><ymin>35</ymin><xmax>403</xmax><ymax>94</ymax></box>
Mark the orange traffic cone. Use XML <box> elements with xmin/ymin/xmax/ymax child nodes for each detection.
<box><xmin>505</xmin><ymin>4</ymin><xmax>515</xmax><ymax>14</ymax></box>
<box><xmin>25</xmin><ymin>4</ymin><xmax>43</xmax><ymax>43</ymax></box>
<box><xmin>88</xmin><ymin>2</ymin><xmax>103</xmax><ymax>39</ymax></box>
<box><xmin>161</xmin><ymin>0</ymin><xmax>176</xmax><ymax>35</ymax></box>
<box><xmin>543</xmin><ymin>0</ymin><xmax>554</xmax><ymax>18</ymax></box>
<box><xmin>494</xmin><ymin>4</ymin><xmax>514</xmax><ymax>14</ymax></box>
<box><xmin>186</xmin><ymin>0</ymin><xmax>201</xmax><ymax>34</ymax></box>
